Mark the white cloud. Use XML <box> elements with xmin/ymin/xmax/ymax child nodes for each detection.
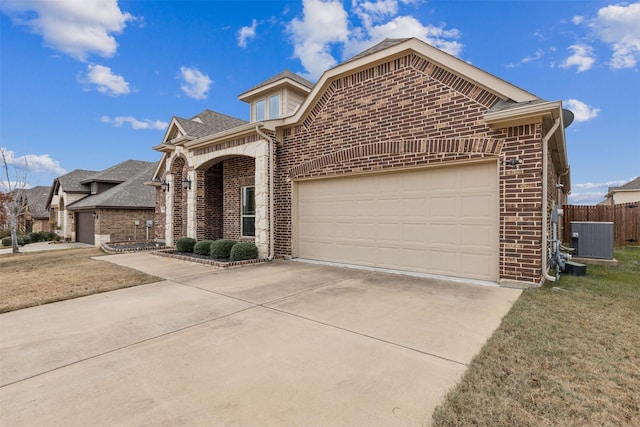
<box><xmin>101</xmin><ymin>116</ymin><xmax>167</xmax><ymax>130</ymax></box>
<box><xmin>589</xmin><ymin>2</ymin><xmax>640</xmax><ymax>69</ymax></box>
<box><xmin>79</xmin><ymin>64</ymin><xmax>130</xmax><ymax>96</ymax></box>
<box><xmin>179</xmin><ymin>66</ymin><xmax>212</xmax><ymax>100</ymax></box>
<box><xmin>288</xmin><ymin>0</ymin><xmax>350</xmax><ymax>79</ymax></box>
<box><xmin>287</xmin><ymin>0</ymin><xmax>462</xmax><ymax>80</ymax></box>
<box><xmin>507</xmin><ymin>49</ymin><xmax>544</xmax><ymax>68</ymax></box>
<box><xmin>563</xmin><ymin>99</ymin><xmax>600</xmax><ymax>122</ymax></box>
<box><xmin>0</xmin><ymin>147</ymin><xmax>66</xmax><ymax>175</ymax></box>
<box><xmin>571</xmin><ymin>15</ymin><xmax>585</xmax><ymax>25</ymax></box>
<box><xmin>560</xmin><ymin>44</ymin><xmax>595</xmax><ymax>72</ymax></box>
<box><xmin>238</xmin><ymin>19</ymin><xmax>257</xmax><ymax>48</ymax></box>
<box><xmin>1</xmin><ymin>0</ymin><xmax>134</xmax><ymax>61</ymax></box>
<box><xmin>573</xmin><ymin>179</ymin><xmax>631</xmax><ymax>190</ymax></box>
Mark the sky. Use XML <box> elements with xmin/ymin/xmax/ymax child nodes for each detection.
<box><xmin>1</xmin><ymin>0</ymin><xmax>638</xmax><ymax>204</ymax></box>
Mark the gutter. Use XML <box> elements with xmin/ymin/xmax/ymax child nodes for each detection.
<box><xmin>254</xmin><ymin>125</ymin><xmax>275</xmax><ymax>261</ymax></box>
<box><xmin>542</xmin><ymin>117</ymin><xmax>561</xmax><ymax>283</ymax></box>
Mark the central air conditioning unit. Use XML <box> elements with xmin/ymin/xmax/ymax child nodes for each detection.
<box><xmin>570</xmin><ymin>221</ymin><xmax>614</xmax><ymax>259</ymax></box>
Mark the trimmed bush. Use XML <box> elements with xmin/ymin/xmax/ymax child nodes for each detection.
<box><xmin>29</xmin><ymin>231</ymin><xmax>47</xmax><ymax>243</ymax></box>
<box><xmin>230</xmin><ymin>242</ymin><xmax>259</xmax><ymax>261</ymax></box>
<box><xmin>1</xmin><ymin>236</ymin><xmax>11</xmax><ymax>247</ymax></box>
<box><xmin>193</xmin><ymin>240</ymin><xmax>214</xmax><ymax>256</ymax></box>
<box><xmin>45</xmin><ymin>232</ymin><xmax>60</xmax><ymax>242</ymax></box>
<box><xmin>210</xmin><ymin>239</ymin><xmax>237</xmax><ymax>259</ymax></box>
<box><xmin>176</xmin><ymin>237</ymin><xmax>197</xmax><ymax>253</ymax></box>
<box><xmin>17</xmin><ymin>235</ymin><xmax>31</xmax><ymax>246</ymax></box>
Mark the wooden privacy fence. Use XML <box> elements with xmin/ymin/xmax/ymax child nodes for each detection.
<box><xmin>562</xmin><ymin>203</ymin><xmax>640</xmax><ymax>246</ymax></box>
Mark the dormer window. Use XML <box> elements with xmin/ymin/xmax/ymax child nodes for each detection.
<box><xmin>255</xmin><ymin>99</ymin><xmax>265</xmax><ymax>122</ymax></box>
<box><xmin>269</xmin><ymin>94</ymin><xmax>280</xmax><ymax>119</ymax></box>
<box><xmin>91</xmin><ymin>182</ymin><xmax>97</xmax><ymax>194</ymax></box>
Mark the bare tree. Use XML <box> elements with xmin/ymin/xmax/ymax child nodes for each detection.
<box><xmin>1</xmin><ymin>148</ymin><xmax>29</xmax><ymax>253</ymax></box>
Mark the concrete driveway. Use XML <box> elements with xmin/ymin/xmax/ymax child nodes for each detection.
<box><xmin>0</xmin><ymin>254</ymin><xmax>521</xmax><ymax>426</ymax></box>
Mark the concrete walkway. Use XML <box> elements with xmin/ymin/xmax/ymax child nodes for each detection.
<box><xmin>0</xmin><ymin>253</ymin><xmax>521</xmax><ymax>426</ymax></box>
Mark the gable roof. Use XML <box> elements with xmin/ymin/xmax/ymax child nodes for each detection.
<box><xmin>341</xmin><ymin>38</ymin><xmax>410</xmax><ymax>64</ymax></box>
<box><xmin>165</xmin><ymin>109</ymin><xmax>248</xmax><ymax>141</ymax></box>
<box><xmin>68</xmin><ymin>162</ymin><xmax>157</xmax><ymax>210</ymax></box>
<box><xmin>608</xmin><ymin>176</ymin><xmax>640</xmax><ymax>195</ymax></box>
<box><xmin>23</xmin><ymin>186</ymin><xmax>51</xmax><ymax>218</ymax></box>
<box><xmin>239</xmin><ymin>70</ymin><xmax>314</xmax><ymax>98</ymax></box>
<box><xmin>81</xmin><ymin>159</ymin><xmax>154</xmax><ymax>184</ymax></box>
<box><xmin>56</xmin><ymin>169</ymin><xmax>97</xmax><ymax>193</ymax></box>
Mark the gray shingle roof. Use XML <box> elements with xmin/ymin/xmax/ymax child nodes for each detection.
<box><xmin>81</xmin><ymin>159</ymin><xmax>153</xmax><ymax>184</ymax></box>
<box><xmin>68</xmin><ymin>162</ymin><xmax>157</xmax><ymax>210</ymax></box>
<box><xmin>609</xmin><ymin>176</ymin><xmax>640</xmax><ymax>193</ymax></box>
<box><xmin>341</xmin><ymin>38</ymin><xmax>411</xmax><ymax>65</ymax></box>
<box><xmin>240</xmin><ymin>70</ymin><xmax>314</xmax><ymax>96</ymax></box>
<box><xmin>175</xmin><ymin>110</ymin><xmax>248</xmax><ymax>139</ymax></box>
<box><xmin>57</xmin><ymin>169</ymin><xmax>97</xmax><ymax>193</ymax></box>
<box><xmin>24</xmin><ymin>186</ymin><xmax>51</xmax><ymax>218</ymax></box>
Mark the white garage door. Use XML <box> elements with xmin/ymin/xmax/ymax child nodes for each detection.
<box><xmin>295</xmin><ymin>161</ymin><xmax>498</xmax><ymax>281</ymax></box>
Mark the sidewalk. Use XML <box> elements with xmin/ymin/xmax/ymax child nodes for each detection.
<box><xmin>0</xmin><ymin>241</ymin><xmax>95</xmax><ymax>255</ymax></box>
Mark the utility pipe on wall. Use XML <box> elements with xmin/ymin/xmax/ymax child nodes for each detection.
<box><xmin>541</xmin><ymin>117</ymin><xmax>561</xmax><ymax>283</ymax></box>
<box><xmin>255</xmin><ymin>125</ymin><xmax>275</xmax><ymax>261</ymax></box>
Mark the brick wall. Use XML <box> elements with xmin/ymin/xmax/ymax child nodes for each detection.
<box><xmin>196</xmin><ymin>163</ymin><xmax>223</xmax><ymax>240</ymax></box>
<box><xmin>274</xmin><ymin>52</ymin><xmax>549</xmax><ymax>284</ymax></box>
<box><xmin>170</xmin><ymin>156</ymin><xmax>188</xmax><ymax>241</ymax></box>
<box><xmin>222</xmin><ymin>157</ymin><xmax>255</xmax><ymax>242</ymax></box>
<box><xmin>96</xmin><ymin>208</ymin><xmax>156</xmax><ymax>241</ymax></box>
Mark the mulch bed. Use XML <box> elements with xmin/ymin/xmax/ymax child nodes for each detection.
<box><xmin>152</xmin><ymin>249</ymin><xmax>267</xmax><ymax>269</ymax></box>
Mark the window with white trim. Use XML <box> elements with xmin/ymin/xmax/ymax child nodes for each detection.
<box><xmin>268</xmin><ymin>94</ymin><xmax>280</xmax><ymax>119</ymax></box>
<box><xmin>241</xmin><ymin>186</ymin><xmax>255</xmax><ymax>237</ymax></box>
<box><xmin>255</xmin><ymin>100</ymin><xmax>265</xmax><ymax>122</ymax></box>
<box><xmin>91</xmin><ymin>182</ymin><xmax>97</xmax><ymax>194</ymax></box>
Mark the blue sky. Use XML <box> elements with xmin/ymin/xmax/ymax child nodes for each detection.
<box><xmin>1</xmin><ymin>0</ymin><xmax>638</xmax><ymax>204</ymax></box>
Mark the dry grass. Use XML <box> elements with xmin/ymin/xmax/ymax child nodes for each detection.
<box><xmin>0</xmin><ymin>248</ymin><xmax>161</xmax><ymax>313</ymax></box>
<box><xmin>432</xmin><ymin>246</ymin><xmax>640</xmax><ymax>426</ymax></box>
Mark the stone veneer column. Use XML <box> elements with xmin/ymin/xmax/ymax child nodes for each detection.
<box><xmin>254</xmin><ymin>140</ymin><xmax>269</xmax><ymax>259</ymax></box>
<box><xmin>186</xmin><ymin>169</ymin><xmax>197</xmax><ymax>239</ymax></box>
<box><xmin>165</xmin><ymin>174</ymin><xmax>174</xmax><ymax>247</ymax></box>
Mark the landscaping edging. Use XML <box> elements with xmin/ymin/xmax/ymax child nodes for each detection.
<box><xmin>102</xmin><ymin>241</ymin><xmax>167</xmax><ymax>254</ymax></box>
<box><xmin>151</xmin><ymin>249</ymin><xmax>267</xmax><ymax>269</ymax></box>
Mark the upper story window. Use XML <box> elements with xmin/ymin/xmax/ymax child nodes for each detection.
<box><xmin>255</xmin><ymin>99</ymin><xmax>265</xmax><ymax>122</ymax></box>
<box><xmin>91</xmin><ymin>182</ymin><xmax>97</xmax><ymax>194</ymax></box>
<box><xmin>269</xmin><ymin>94</ymin><xmax>280</xmax><ymax>119</ymax></box>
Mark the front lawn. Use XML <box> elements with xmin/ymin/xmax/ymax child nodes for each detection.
<box><xmin>432</xmin><ymin>246</ymin><xmax>640</xmax><ymax>426</ymax></box>
<box><xmin>0</xmin><ymin>248</ymin><xmax>161</xmax><ymax>313</ymax></box>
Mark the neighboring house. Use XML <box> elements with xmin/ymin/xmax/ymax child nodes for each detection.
<box><xmin>21</xmin><ymin>186</ymin><xmax>51</xmax><ymax>233</ymax></box>
<box><xmin>47</xmin><ymin>160</ymin><xmax>157</xmax><ymax>245</ymax></box>
<box><xmin>604</xmin><ymin>177</ymin><xmax>640</xmax><ymax>205</ymax></box>
<box><xmin>151</xmin><ymin>38</ymin><xmax>572</xmax><ymax>287</ymax></box>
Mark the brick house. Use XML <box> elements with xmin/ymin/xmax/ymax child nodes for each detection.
<box><xmin>46</xmin><ymin>160</ymin><xmax>157</xmax><ymax>245</ymax></box>
<box><xmin>151</xmin><ymin>38</ymin><xmax>572</xmax><ymax>287</ymax></box>
<box><xmin>21</xmin><ymin>186</ymin><xmax>51</xmax><ymax>233</ymax></box>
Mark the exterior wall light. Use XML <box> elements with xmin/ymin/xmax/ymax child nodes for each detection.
<box><xmin>160</xmin><ymin>181</ymin><xmax>169</xmax><ymax>192</ymax></box>
<box><xmin>182</xmin><ymin>177</ymin><xmax>191</xmax><ymax>190</ymax></box>
<box><xmin>505</xmin><ymin>158</ymin><xmax>522</xmax><ymax>166</ymax></box>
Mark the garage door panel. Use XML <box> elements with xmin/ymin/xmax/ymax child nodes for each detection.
<box><xmin>297</xmin><ymin>162</ymin><xmax>498</xmax><ymax>281</ymax></box>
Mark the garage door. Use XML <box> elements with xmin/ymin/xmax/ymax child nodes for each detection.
<box><xmin>76</xmin><ymin>212</ymin><xmax>95</xmax><ymax>245</ymax></box>
<box><xmin>295</xmin><ymin>161</ymin><xmax>498</xmax><ymax>281</ymax></box>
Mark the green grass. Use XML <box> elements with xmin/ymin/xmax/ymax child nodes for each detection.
<box><xmin>431</xmin><ymin>246</ymin><xmax>640</xmax><ymax>426</ymax></box>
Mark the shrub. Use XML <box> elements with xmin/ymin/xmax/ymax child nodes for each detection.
<box><xmin>45</xmin><ymin>232</ymin><xmax>60</xmax><ymax>241</ymax></box>
<box><xmin>210</xmin><ymin>239</ymin><xmax>237</xmax><ymax>259</ymax></box>
<box><xmin>176</xmin><ymin>237</ymin><xmax>196</xmax><ymax>253</ymax></box>
<box><xmin>0</xmin><ymin>230</ymin><xmax>10</xmax><ymax>239</ymax></box>
<box><xmin>230</xmin><ymin>242</ymin><xmax>259</xmax><ymax>261</ymax></box>
<box><xmin>193</xmin><ymin>240</ymin><xmax>214</xmax><ymax>256</ymax></box>
<box><xmin>29</xmin><ymin>231</ymin><xmax>47</xmax><ymax>242</ymax></box>
<box><xmin>1</xmin><ymin>236</ymin><xmax>11</xmax><ymax>247</ymax></box>
<box><xmin>17</xmin><ymin>235</ymin><xmax>31</xmax><ymax>245</ymax></box>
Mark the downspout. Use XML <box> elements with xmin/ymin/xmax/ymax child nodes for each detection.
<box><xmin>542</xmin><ymin>117</ymin><xmax>561</xmax><ymax>283</ymax></box>
<box><xmin>255</xmin><ymin>125</ymin><xmax>275</xmax><ymax>261</ymax></box>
